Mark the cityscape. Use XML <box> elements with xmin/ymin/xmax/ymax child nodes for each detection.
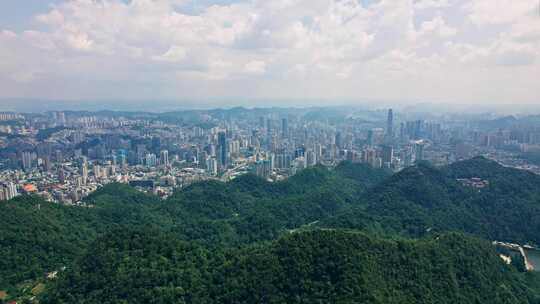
<box><xmin>1</xmin><ymin>0</ymin><xmax>540</xmax><ymax>303</ymax></box>
<box><xmin>1</xmin><ymin>107</ymin><xmax>540</xmax><ymax>205</ymax></box>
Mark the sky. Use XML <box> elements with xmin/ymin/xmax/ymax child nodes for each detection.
<box><xmin>0</xmin><ymin>0</ymin><xmax>539</xmax><ymax>108</ymax></box>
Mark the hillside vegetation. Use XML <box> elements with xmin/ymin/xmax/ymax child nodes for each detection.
<box><xmin>42</xmin><ymin>229</ymin><xmax>533</xmax><ymax>304</ymax></box>
<box><xmin>1</xmin><ymin>157</ymin><xmax>540</xmax><ymax>302</ymax></box>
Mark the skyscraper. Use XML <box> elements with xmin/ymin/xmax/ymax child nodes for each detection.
<box><xmin>282</xmin><ymin>118</ymin><xmax>289</xmax><ymax>138</ymax></box>
<box><xmin>160</xmin><ymin>150</ymin><xmax>169</xmax><ymax>166</ymax></box>
<box><xmin>415</xmin><ymin>142</ymin><xmax>425</xmax><ymax>162</ymax></box>
<box><xmin>367</xmin><ymin>130</ymin><xmax>374</xmax><ymax>146</ymax></box>
<box><xmin>0</xmin><ymin>182</ymin><xmax>18</xmax><ymax>201</ymax></box>
<box><xmin>386</xmin><ymin>109</ymin><xmax>394</xmax><ymax>138</ymax></box>
<box><xmin>218</xmin><ymin>131</ymin><xmax>228</xmax><ymax>169</ymax></box>
<box><xmin>21</xmin><ymin>151</ymin><xmax>34</xmax><ymax>171</ymax></box>
<box><xmin>266</xmin><ymin>118</ymin><xmax>273</xmax><ymax>139</ymax></box>
<box><xmin>57</xmin><ymin>112</ymin><xmax>66</xmax><ymax>126</ymax></box>
<box><xmin>206</xmin><ymin>157</ymin><xmax>218</xmax><ymax>176</ymax></box>
<box><xmin>81</xmin><ymin>162</ymin><xmax>88</xmax><ymax>186</ymax></box>
<box><xmin>414</xmin><ymin>120</ymin><xmax>423</xmax><ymax>140</ymax></box>
<box><xmin>335</xmin><ymin>131</ymin><xmax>342</xmax><ymax>149</ymax></box>
<box><xmin>382</xmin><ymin>145</ymin><xmax>394</xmax><ymax>165</ymax></box>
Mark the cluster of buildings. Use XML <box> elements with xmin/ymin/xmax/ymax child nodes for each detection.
<box><xmin>0</xmin><ymin>182</ymin><xmax>17</xmax><ymax>201</ymax></box>
<box><xmin>457</xmin><ymin>178</ymin><xmax>490</xmax><ymax>189</ymax></box>
<box><xmin>0</xmin><ymin>107</ymin><xmax>539</xmax><ymax>205</ymax></box>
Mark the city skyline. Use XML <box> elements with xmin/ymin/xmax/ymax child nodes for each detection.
<box><xmin>2</xmin><ymin>106</ymin><xmax>540</xmax><ymax>205</ymax></box>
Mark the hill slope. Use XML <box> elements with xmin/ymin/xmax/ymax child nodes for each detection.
<box><xmin>0</xmin><ymin>163</ymin><xmax>389</xmax><ymax>291</ymax></box>
<box><xmin>42</xmin><ymin>229</ymin><xmax>533</xmax><ymax>304</ymax></box>
<box><xmin>322</xmin><ymin>158</ymin><xmax>540</xmax><ymax>244</ymax></box>
<box><xmin>3</xmin><ymin>158</ymin><xmax>540</xmax><ymax>301</ymax></box>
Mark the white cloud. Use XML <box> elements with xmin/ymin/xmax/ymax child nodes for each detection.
<box><xmin>464</xmin><ymin>0</ymin><xmax>538</xmax><ymax>26</ymax></box>
<box><xmin>0</xmin><ymin>0</ymin><xmax>538</xmax><ymax>104</ymax></box>
<box><xmin>153</xmin><ymin>46</ymin><xmax>188</xmax><ymax>62</ymax></box>
<box><xmin>36</xmin><ymin>9</ymin><xmax>65</xmax><ymax>26</ymax></box>
<box><xmin>244</xmin><ymin>60</ymin><xmax>266</xmax><ymax>75</ymax></box>
<box><xmin>0</xmin><ymin>30</ymin><xmax>17</xmax><ymax>39</ymax></box>
<box><xmin>416</xmin><ymin>15</ymin><xmax>457</xmax><ymax>38</ymax></box>
<box><xmin>414</xmin><ymin>0</ymin><xmax>450</xmax><ymax>10</ymax></box>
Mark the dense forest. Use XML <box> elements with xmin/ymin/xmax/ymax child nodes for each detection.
<box><xmin>1</xmin><ymin>157</ymin><xmax>540</xmax><ymax>302</ymax></box>
<box><xmin>41</xmin><ymin>229</ymin><xmax>534</xmax><ymax>304</ymax></box>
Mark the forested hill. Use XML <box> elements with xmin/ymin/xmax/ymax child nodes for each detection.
<box><xmin>0</xmin><ymin>162</ymin><xmax>390</xmax><ymax>293</ymax></box>
<box><xmin>321</xmin><ymin>157</ymin><xmax>540</xmax><ymax>245</ymax></box>
<box><xmin>42</xmin><ymin>229</ymin><xmax>534</xmax><ymax>304</ymax></box>
<box><xmin>1</xmin><ymin>157</ymin><xmax>540</xmax><ymax>302</ymax></box>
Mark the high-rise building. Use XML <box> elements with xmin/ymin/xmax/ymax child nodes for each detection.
<box><xmin>415</xmin><ymin>142</ymin><xmax>425</xmax><ymax>162</ymax></box>
<box><xmin>81</xmin><ymin>162</ymin><xmax>88</xmax><ymax>185</ymax></box>
<box><xmin>206</xmin><ymin>157</ymin><xmax>218</xmax><ymax>176</ymax></box>
<box><xmin>414</xmin><ymin>120</ymin><xmax>423</xmax><ymax>140</ymax></box>
<box><xmin>21</xmin><ymin>151</ymin><xmax>34</xmax><ymax>171</ymax></box>
<box><xmin>399</xmin><ymin>122</ymin><xmax>406</xmax><ymax>142</ymax></box>
<box><xmin>275</xmin><ymin>153</ymin><xmax>293</xmax><ymax>169</ymax></box>
<box><xmin>266</xmin><ymin>118</ymin><xmax>273</xmax><ymax>139</ymax></box>
<box><xmin>282</xmin><ymin>118</ymin><xmax>289</xmax><ymax>138</ymax></box>
<box><xmin>145</xmin><ymin>153</ymin><xmax>158</xmax><ymax>167</ymax></box>
<box><xmin>252</xmin><ymin>160</ymin><xmax>273</xmax><ymax>179</ymax></box>
<box><xmin>367</xmin><ymin>128</ymin><xmax>384</xmax><ymax>146</ymax></box>
<box><xmin>382</xmin><ymin>145</ymin><xmax>394</xmax><ymax>164</ymax></box>
<box><xmin>0</xmin><ymin>182</ymin><xmax>18</xmax><ymax>201</ymax></box>
<box><xmin>57</xmin><ymin>112</ymin><xmax>66</xmax><ymax>126</ymax></box>
<box><xmin>335</xmin><ymin>132</ymin><xmax>342</xmax><ymax>149</ymax></box>
<box><xmin>306</xmin><ymin>150</ymin><xmax>317</xmax><ymax>167</ymax></box>
<box><xmin>58</xmin><ymin>167</ymin><xmax>66</xmax><ymax>183</ymax></box>
<box><xmin>160</xmin><ymin>150</ymin><xmax>169</xmax><ymax>166</ymax></box>
<box><xmin>218</xmin><ymin>131</ymin><xmax>228</xmax><ymax>169</ymax></box>
<box><xmin>386</xmin><ymin>109</ymin><xmax>394</xmax><ymax>138</ymax></box>
<box><xmin>93</xmin><ymin>164</ymin><xmax>102</xmax><ymax>179</ymax></box>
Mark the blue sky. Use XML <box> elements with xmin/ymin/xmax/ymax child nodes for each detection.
<box><xmin>0</xmin><ymin>0</ymin><xmax>62</xmax><ymax>30</ymax></box>
<box><xmin>0</xmin><ymin>0</ymin><xmax>538</xmax><ymax>106</ymax></box>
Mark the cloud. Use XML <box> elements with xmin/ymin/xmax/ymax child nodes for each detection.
<box><xmin>413</xmin><ymin>0</ymin><xmax>450</xmax><ymax>10</ymax></box>
<box><xmin>244</xmin><ymin>60</ymin><xmax>266</xmax><ymax>75</ymax></box>
<box><xmin>154</xmin><ymin>46</ymin><xmax>188</xmax><ymax>62</ymax></box>
<box><xmin>464</xmin><ymin>0</ymin><xmax>538</xmax><ymax>26</ymax></box>
<box><xmin>416</xmin><ymin>15</ymin><xmax>457</xmax><ymax>38</ymax></box>
<box><xmin>0</xmin><ymin>30</ymin><xmax>17</xmax><ymax>39</ymax></box>
<box><xmin>0</xmin><ymin>0</ymin><xmax>538</xmax><ymax>104</ymax></box>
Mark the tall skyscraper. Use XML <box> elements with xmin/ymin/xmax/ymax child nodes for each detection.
<box><xmin>218</xmin><ymin>131</ymin><xmax>228</xmax><ymax>169</ymax></box>
<box><xmin>160</xmin><ymin>150</ymin><xmax>169</xmax><ymax>166</ymax></box>
<box><xmin>414</xmin><ymin>120</ymin><xmax>423</xmax><ymax>140</ymax></box>
<box><xmin>21</xmin><ymin>151</ymin><xmax>34</xmax><ymax>171</ymax></box>
<box><xmin>382</xmin><ymin>145</ymin><xmax>394</xmax><ymax>164</ymax></box>
<box><xmin>386</xmin><ymin>109</ymin><xmax>394</xmax><ymax>138</ymax></box>
<box><xmin>206</xmin><ymin>157</ymin><xmax>218</xmax><ymax>176</ymax></box>
<box><xmin>81</xmin><ymin>162</ymin><xmax>88</xmax><ymax>186</ymax></box>
<box><xmin>145</xmin><ymin>153</ymin><xmax>157</xmax><ymax>167</ymax></box>
<box><xmin>415</xmin><ymin>142</ymin><xmax>425</xmax><ymax>163</ymax></box>
<box><xmin>335</xmin><ymin>132</ymin><xmax>342</xmax><ymax>149</ymax></box>
<box><xmin>57</xmin><ymin>111</ymin><xmax>66</xmax><ymax>126</ymax></box>
<box><xmin>266</xmin><ymin>118</ymin><xmax>273</xmax><ymax>139</ymax></box>
<box><xmin>282</xmin><ymin>118</ymin><xmax>289</xmax><ymax>138</ymax></box>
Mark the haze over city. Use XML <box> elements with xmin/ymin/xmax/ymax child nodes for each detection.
<box><xmin>0</xmin><ymin>0</ymin><xmax>539</xmax><ymax>110</ymax></box>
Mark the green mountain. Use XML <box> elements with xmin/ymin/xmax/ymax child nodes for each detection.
<box><xmin>42</xmin><ymin>229</ymin><xmax>533</xmax><ymax>304</ymax></box>
<box><xmin>0</xmin><ymin>163</ymin><xmax>389</xmax><ymax>292</ymax></box>
<box><xmin>0</xmin><ymin>195</ymin><xmax>97</xmax><ymax>291</ymax></box>
<box><xmin>2</xmin><ymin>157</ymin><xmax>540</xmax><ymax>302</ymax></box>
<box><xmin>322</xmin><ymin>158</ymin><xmax>540</xmax><ymax>245</ymax></box>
